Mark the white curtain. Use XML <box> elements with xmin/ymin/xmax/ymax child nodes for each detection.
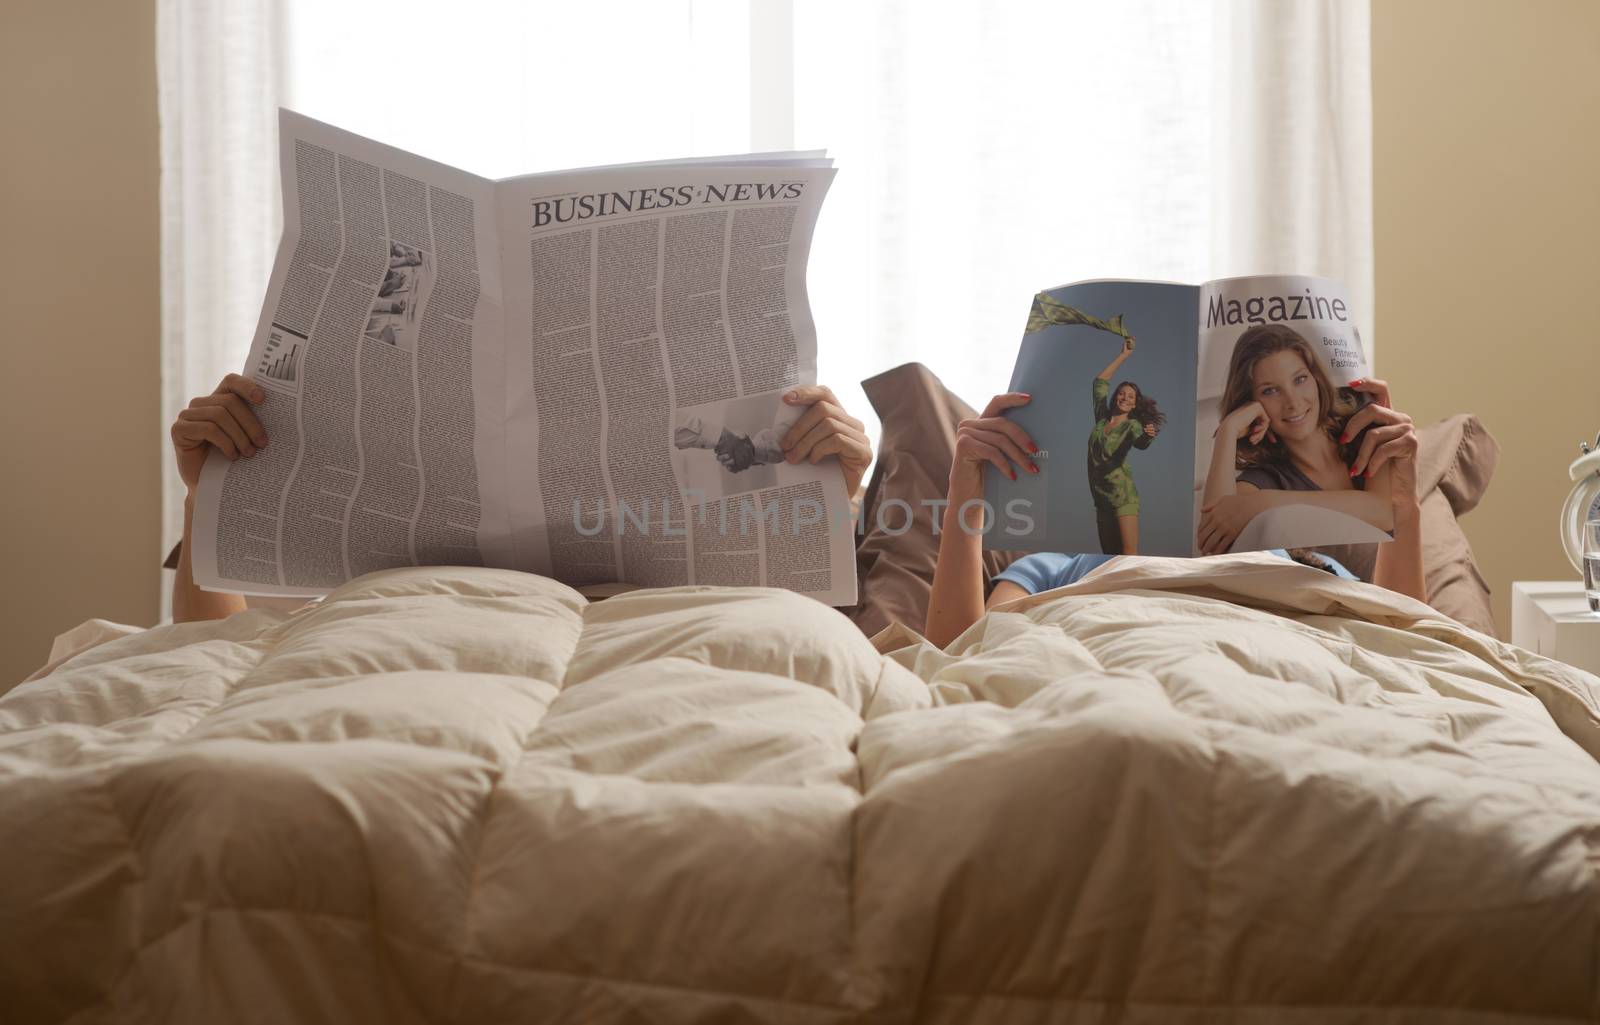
<box><xmin>158</xmin><ymin>0</ymin><xmax>1370</xmax><ymax>604</ymax></box>
<box><xmin>795</xmin><ymin>0</ymin><xmax>1372</xmax><ymax>440</ymax></box>
<box><xmin>157</xmin><ymin>0</ymin><xmax>286</xmax><ymax>618</ymax></box>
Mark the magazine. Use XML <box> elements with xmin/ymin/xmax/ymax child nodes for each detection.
<box><xmin>984</xmin><ymin>275</ymin><xmax>1390</xmax><ymax>557</ymax></box>
<box><xmin>190</xmin><ymin>110</ymin><xmax>857</xmax><ymax>604</ymax></box>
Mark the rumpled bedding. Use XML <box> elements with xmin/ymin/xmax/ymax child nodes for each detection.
<box><xmin>3</xmin><ymin>555</ymin><xmax>1598</xmax><ymax>1024</ymax></box>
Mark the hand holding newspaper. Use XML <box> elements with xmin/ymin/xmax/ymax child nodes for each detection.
<box><xmin>191</xmin><ymin>111</ymin><xmax>856</xmax><ymax>604</ymax></box>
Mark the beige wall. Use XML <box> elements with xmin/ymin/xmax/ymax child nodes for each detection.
<box><xmin>1</xmin><ymin>2</ymin><xmax>161</xmax><ymax>684</ymax></box>
<box><xmin>1374</xmin><ymin>0</ymin><xmax>1600</xmax><ymax>636</ymax></box>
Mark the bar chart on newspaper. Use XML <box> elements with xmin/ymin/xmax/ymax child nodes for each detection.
<box><xmin>256</xmin><ymin>327</ymin><xmax>304</xmax><ymax>386</ymax></box>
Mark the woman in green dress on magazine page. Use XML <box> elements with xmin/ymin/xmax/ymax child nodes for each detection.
<box><xmin>1087</xmin><ymin>335</ymin><xmax>1165</xmax><ymax>554</ymax></box>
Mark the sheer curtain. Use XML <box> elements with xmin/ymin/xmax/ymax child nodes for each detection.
<box><xmin>157</xmin><ymin>0</ymin><xmax>286</xmax><ymax>608</ymax></box>
<box><xmin>796</xmin><ymin>0</ymin><xmax>1372</xmax><ymax>440</ymax></box>
<box><xmin>158</xmin><ymin>0</ymin><xmax>1370</xmax><ymax>605</ymax></box>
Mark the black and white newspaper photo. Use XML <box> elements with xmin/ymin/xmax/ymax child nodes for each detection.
<box><xmin>672</xmin><ymin>391</ymin><xmax>801</xmax><ymax>497</ymax></box>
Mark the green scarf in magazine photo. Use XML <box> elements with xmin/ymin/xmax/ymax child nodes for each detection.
<box><xmin>1026</xmin><ymin>291</ymin><xmax>1132</xmax><ymax>339</ymax></box>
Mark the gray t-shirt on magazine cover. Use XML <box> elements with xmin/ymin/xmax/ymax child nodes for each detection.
<box><xmin>1235</xmin><ymin>461</ymin><xmax>1377</xmax><ymax>581</ymax></box>
<box><xmin>1237</xmin><ymin>461</ymin><xmax>1365</xmax><ymax>494</ymax></box>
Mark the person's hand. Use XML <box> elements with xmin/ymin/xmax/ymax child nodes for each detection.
<box><xmin>1221</xmin><ymin>400</ymin><xmax>1271</xmax><ymax>445</ymax></box>
<box><xmin>780</xmin><ymin>385</ymin><xmax>873</xmax><ymax>497</ymax></box>
<box><xmin>1143</xmin><ymin>421</ymin><xmax>1158</xmax><ymax>438</ymax></box>
<box><xmin>1122</xmin><ymin>334</ymin><xmax>1136</xmax><ymax>354</ymax></box>
<box><xmin>171</xmin><ymin>374</ymin><xmax>269</xmax><ymax>493</ymax></box>
<box><xmin>949</xmin><ymin>392</ymin><xmax>1038</xmax><ymax>503</ymax></box>
<box><xmin>1342</xmin><ymin>377</ymin><xmax>1418</xmax><ymax>507</ymax></box>
<box><xmin>1197</xmin><ymin>491</ymin><xmax>1264</xmax><ymax>555</ymax></box>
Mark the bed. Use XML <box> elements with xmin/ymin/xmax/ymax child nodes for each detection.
<box><xmin>3</xmin><ymin>553</ymin><xmax>1599</xmax><ymax>1023</ymax></box>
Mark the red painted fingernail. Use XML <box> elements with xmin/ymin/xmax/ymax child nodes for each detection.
<box><xmin>1026</xmin><ymin>441</ymin><xmax>1039</xmax><ymax>454</ymax></box>
<box><xmin>1338</xmin><ymin>434</ymin><xmax>1349</xmax><ymax>444</ymax></box>
<box><xmin>1349</xmin><ymin>467</ymin><xmax>1360</xmax><ymax>477</ymax></box>
<box><xmin>1028</xmin><ymin>462</ymin><xmax>1039</xmax><ymax>474</ymax></box>
<box><xmin>1364</xmin><ymin>469</ymin><xmax>1373</xmax><ymax>478</ymax></box>
<box><xmin>1007</xmin><ymin>469</ymin><xmax>1016</xmax><ymax>480</ymax></box>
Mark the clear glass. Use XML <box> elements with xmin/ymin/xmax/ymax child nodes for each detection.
<box><xmin>1584</xmin><ymin>519</ymin><xmax>1600</xmax><ymax>613</ymax></box>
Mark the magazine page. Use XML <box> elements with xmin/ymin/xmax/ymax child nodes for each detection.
<box><xmin>1193</xmin><ymin>274</ymin><xmax>1387</xmax><ymax>555</ymax></box>
<box><xmin>192</xmin><ymin>110</ymin><xmax>506</xmax><ymax>596</ymax></box>
<box><xmin>494</xmin><ymin>160</ymin><xmax>858</xmax><ymax>604</ymax></box>
<box><xmin>985</xmin><ymin>280</ymin><xmax>1200</xmax><ymax>556</ymax></box>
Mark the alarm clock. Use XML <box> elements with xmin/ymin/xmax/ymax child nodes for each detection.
<box><xmin>1561</xmin><ymin>432</ymin><xmax>1600</xmax><ymax>572</ymax></box>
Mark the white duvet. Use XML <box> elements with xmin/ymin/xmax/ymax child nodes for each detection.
<box><xmin>2</xmin><ymin>555</ymin><xmax>1598</xmax><ymax>1024</ymax></box>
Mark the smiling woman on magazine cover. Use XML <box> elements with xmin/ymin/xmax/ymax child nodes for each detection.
<box><xmin>1194</xmin><ymin>322</ymin><xmax>1424</xmax><ymax>578</ymax></box>
<box><xmin>1086</xmin><ymin>335</ymin><xmax>1165</xmax><ymax>555</ymax></box>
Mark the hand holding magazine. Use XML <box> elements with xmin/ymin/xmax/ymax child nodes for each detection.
<box><xmin>191</xmin><ymin>111</ymin><xmax>858</xmax><ymax>604</ymax></box>
<box><xmin>985</xmin><ymin>275</ymin><xmax>1404</xmax><ymax>558</ymax></box>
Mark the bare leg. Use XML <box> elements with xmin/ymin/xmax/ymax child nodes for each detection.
<box><xmin>1096</xmin><ymin>510</ymin><xmax>1121</xmax><ymax>554</ymax></box>
<box><xmin>1118</xmin><ymin>515</ymin><xmax>1139</xmax><ymax>555</ymax></box>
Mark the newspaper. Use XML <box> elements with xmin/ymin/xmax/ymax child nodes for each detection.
<box><xmin>191</xmin><ymin>110</ymin><xmax>856</xmax><ymax>604</ymax></box>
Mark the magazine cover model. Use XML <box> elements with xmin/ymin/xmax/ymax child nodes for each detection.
<box><xmin>985</xmin><ymin>275</ymin><xmax>1388</xmax><ymax>557</ymax></box>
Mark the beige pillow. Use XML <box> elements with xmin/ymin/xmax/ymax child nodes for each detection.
<box><xmin>1413</xmin><ymin>414</ymin><xmax>1500</xmax><ymax>636</ymax></box>
<box><xmin>849</xmin><ymin>363</ymin><xmax>1024</xmax><ymax>637</ymax></box>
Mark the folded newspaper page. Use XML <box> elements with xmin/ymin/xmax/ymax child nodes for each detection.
<box><xmin>191</xmin><ymin>110</ymin><xmax>856</xmax><ymax>603</ymax></box>
<box><xmin>985</xmin><ymin>275</ymin><xmax>1390</xmax><ymax>557</ymax></box>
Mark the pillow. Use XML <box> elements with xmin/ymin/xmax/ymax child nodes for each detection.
<box><xmin>1412</xmin><ymin>414</ymin><xmax>1500</xmax><ymax>636</ymax></box>
<box><xmin>850</xmin><ymin>364</ymin><xmax>1503</xmax><ymax>638</ymax></box>
<box><xmin>1417</xmin><ymin>413</ymin><xmax>1498</xmax><ymax>515</ymax></box>
<box><xmin>849</xmin><ymin>363</ymin><xmax>1025</xmax><ymax>637</ymax></box>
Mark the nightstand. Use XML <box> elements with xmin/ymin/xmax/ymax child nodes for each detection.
<box><xmin>1511</xmin><ymin>581</ymin><xmax>1600</xmax><ymax>676</ymax></box>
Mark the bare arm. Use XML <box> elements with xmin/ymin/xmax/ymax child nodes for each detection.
<box><xmin>1373</xmin><ymin>499</ymin><xmax>1425</xmax><ymax>602</ymax></box>
<box><xmin>173</xmin><ymin>496</ymin><xmax>247</xmax><ymax>623</ymax></box>
<box><xmin>924</xmin><ymin>393</ymin><xmax>1036</xmax><ymax>647</ymax></box>
<box><xmin>1203</xmin><ymin>401</ymin><xmax>1269</xmax><ymax>508</ymax></box>
<box><xmin>926</xmin><ymin>496</ymin><xmax>991</xmax><ymax>649</ymax></box>
<box><xmin>1202</xmin><ymin>426</ymin><xmax>1241</xmax><ymax>508</ymax></box>
<box><xmin>169</xmin><ymin>374</ymin><xmax>267</xmax><ymax>623</ymax></box>
<box><xmin>1248</xmin><ymin>483</ymin><xmax>1396</xmax><ymax>532</ymax></box>
<box><xmin>1096</xmin><ymin>335</ymin><xmax>1135</xmax><ymax>382</ymax></box>
<box><xmin>1345</xmin><ymin>378</ymin><xmax>1426</xmax><ymax>602</ymax></box>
